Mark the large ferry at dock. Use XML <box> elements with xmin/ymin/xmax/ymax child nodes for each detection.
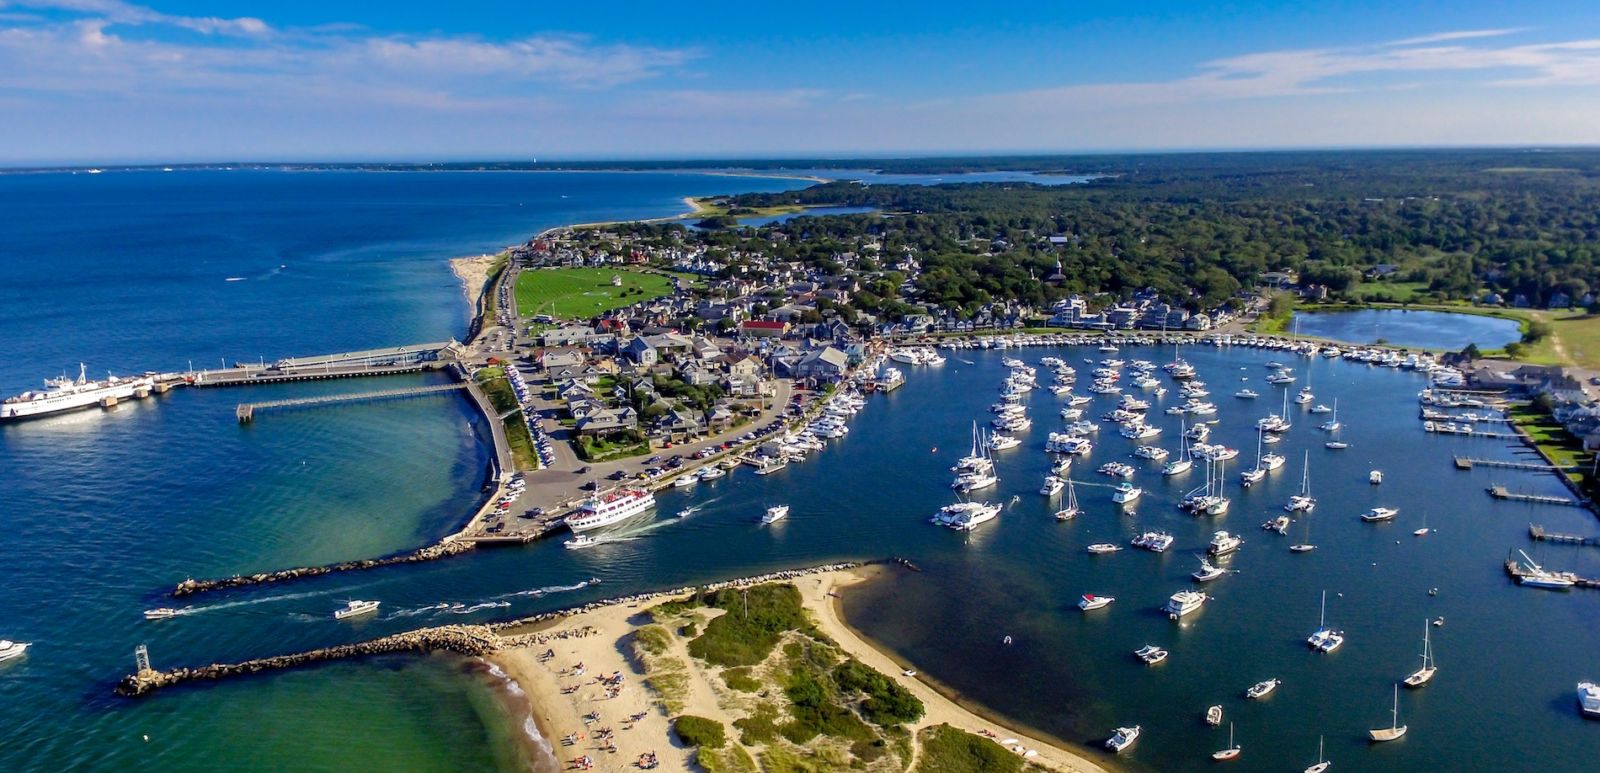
<box><xmin>1</xmin><ymin>364</ymin><xmax>155</xmax><ymax>421</ymax></box>
<box><xmin>566</xmin><ymin>487</ymin><xmax>656</xmax><ymax>532</ymax></box>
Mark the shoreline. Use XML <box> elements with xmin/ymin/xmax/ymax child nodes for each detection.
<box><xmin>449</xmin><ymin>253</ymin><xmax>499</xmax><ymax>316</ymax></box>
<box><xmin>486</xmin><ymin>564</ymin><xmax>1110</xmax><ymax>773</ymax></box>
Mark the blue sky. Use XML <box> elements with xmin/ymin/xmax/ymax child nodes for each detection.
<box><xmin>4</xmin><ymin>0</ymin><xmax>1600</xmax><ymax>163</ymax></box>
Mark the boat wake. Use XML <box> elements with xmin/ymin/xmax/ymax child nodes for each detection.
<box><xmin>175</xmin><ymin>585</ymin><xmax>362</xmax><ymax>617</ymax></box>
<box><xmin>677</xmin><ymin>495</ymin><xmax>722</xmax><ymax>518</ymax></box>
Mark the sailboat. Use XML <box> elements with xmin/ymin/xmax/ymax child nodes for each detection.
<box><xmin>1306</xmin><ymin>590</ymin><xmax>1345</xmax><ymax>653</ymax></box>
<box><xmin>1164</xmin><ymin>421</ymin><xmax>1193</xmax><ymax>476</ymax></box>
<box><xmin>1207</xmin><ymin>458</ymin><xmax>1230</xmax><ymax>515</ymax></box>
<box><xmin>1285</xmin><ymin>452</ymin><xmax>1316</xmax><ymax>512</ymax></box>
<box><xmin>1304</xmin><ymin>735</ymin><xmax>1330</xmax><ymax>773</ymax></box>
<box><xmin>1240</xmin><ymin>426</ymin><xmax>1267</xmax><ymax>488</ymax></box>
<box><xmin>1413</xmin><ymin>512</ymin><xmax>1430</xmax><ymax>537</ymax></box>
<box><xmin>1290</xmin><ymin>518</ymin><xmax>1317</xmax><ymax>553</ymax></box>
<box><xmin>1211</xmin><ymin>722</ymin><xmax>1241</xmax><ymax>761</ymax></box>
<box><xmin>1318</xmin><ymin>398</ymin><xmax>1341</xmax><ymax>431</ymax></box>
<box><xmin>1403</xmin><ymin>621</ymin><xmax>1437</xmax><ymax>688</ymax></box>
<box><xmin>1054</xmin><ymin>478</ymin><xmax>1080</xmax><ymax>521</ymax></box>
<box><xmin>1368</xmin><ymin>684</ymin><xmax>1408</xmax><ymax>742</ymax></box>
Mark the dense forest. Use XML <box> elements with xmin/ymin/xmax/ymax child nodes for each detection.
<box><xmin>695</xmin><ymin>151</ymin><xmax>1600</xmax><ymax>315</ymax></box>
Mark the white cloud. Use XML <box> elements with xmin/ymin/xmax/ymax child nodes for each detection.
<box><xmin>1385</xmin><ymin>28</ymin><xmax>1528</xmax><ymax>47</ymax></box>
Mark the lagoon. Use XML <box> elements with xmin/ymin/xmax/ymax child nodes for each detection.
<box><xmin>1292</xmin><ymin>309</ymin><xmax>1523</xmax><ymax>351</ymax></box>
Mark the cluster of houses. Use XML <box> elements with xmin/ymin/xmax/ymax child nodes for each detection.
<box><xmin>1046</xmin><ymin>289</ymin><xmax>1236</xmax><ymax>331</ymax></box>
<box><xmin>1467</xmin><ymin>362</ymin><xmax>1600</xmax><ymax>450</ymax></box>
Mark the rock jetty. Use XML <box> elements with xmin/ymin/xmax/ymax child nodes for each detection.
<box><xmin>122</xmin><ymin>562</ymin><xmax>866</xmax><ymax>697</ymax></box>
<box><xmin>172</xmin><ymin>540</ymin><xmax>477</xmax><ymax>597</ymax></box>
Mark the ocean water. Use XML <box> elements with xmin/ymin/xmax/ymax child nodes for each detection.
<box><xmin>0</xmin><ymin>169</ymin><xmax>807</xmax><ymax>772</ymax></box>
<box><xmin>3</xmin><ymin>170</ymin><xmax>1596</xmax><ymax>772</ymax></box>
<box><xmin>1293</xmin><ymin>309</ymin><xmax>1523</xmax><ymax>351</ymax></box>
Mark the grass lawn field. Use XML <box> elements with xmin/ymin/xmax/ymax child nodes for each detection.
<box><xmin>514</xmin><ymin>267</ymin><xmax>674</xmax><ymax>320</ymax></box>
<box><xmin>1508</xmin><ymin>404</ymin><xmax>1592</xmax><ymax>481</ymax></box>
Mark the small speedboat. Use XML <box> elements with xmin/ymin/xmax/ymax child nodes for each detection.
<box><xmin>1205</xmin><ymin>705</ymin><xmax>1223</xmax><ymax>727</ymax></box>
<box><xmin>761</xmin><ymin>504</ymin><xmax>790</xmax><ymax>524</ymax></box>
<box><xmin>1192</xmin><ymin>558</ymin><xmax>1226</xmax><ymax>582</ymax></box>
<box><xmin>1105</xmin><ymin>725</ymin><xmax>1140</xmax><ymax>753</ymax></box>
<box><xmin>1578</xmin><ymin>681</ymin><xmax>1600</xmax><ymax>718</ymax></box>
<box><xmin>1245</xmin><ymin>678</ymin><xmax>1281</xmax><ymax>699</ymax></box>
<box><xmin>1134</xmin><ymin>644</ymin><xmax>1168</xmax><ymax>665</ymax></box>
<box><xmin>673</xmin><ymin>475</ymin><xmax>698</xmax><ymax>488</ymax></box>
<box><xmin>0</xmin><ymin>639</ymin><xmax>29</xmax><ymax>663</ymax></box>
<box><xmin>334</xmin><ymin>600</ymin><xmax>380</xmax><ymax>620</ymax></box>
<box><xmin>1361</xmin><ymin>507</ymin><xmax>1399</xmax><ymax>522</ymax></box>
<box><xmin>1078</xmin><ymin>594</ymin><xmax>1114</xmax><ymax>611</ymax></box>
<box><xmin>1086</xmin><ymin>543</ymin><xmax>1123</xmax><ymax>555</ymax></box>
<box><xmin>144</xmin><ymin>608</ymin><xmax>183</xmax><ymax>620</ymax></box>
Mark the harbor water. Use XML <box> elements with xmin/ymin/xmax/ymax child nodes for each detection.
<box><xmin>2</xmin><ymin>170</ymin><xmax>1597</xmax><ymax>771</ymax></box>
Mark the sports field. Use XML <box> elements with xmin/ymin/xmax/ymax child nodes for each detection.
<box><xmin>514</xmin><ymin>268</ymin><xmax>674</xmax><ymax>319</ymax></box>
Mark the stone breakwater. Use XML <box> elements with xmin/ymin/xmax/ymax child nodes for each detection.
<box><xmin>122</xmin><ymin>561</ymin><xmax>865</xmax><ymax>697</ymax></box>
<box><xmin>172</xmin><ymin>540</ymin><xmax>478</xmax><ymax>598</ymax></box>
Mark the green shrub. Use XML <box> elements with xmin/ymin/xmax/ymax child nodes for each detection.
<box><xmin>686</xmin><ymin>584</ymin><xmax>812</xmax><ymax>667</ymax></box>
<box><xmin>722</xmin><ymin>667</ymin><xmax>761</xmax><ymax>693</ymax></box>
<box><xmin>699</xmin><ymin>745</ymin><xmax>758</xmax><ymax>773</ymax></box>
<box><xmin>733</xmin><ymin>702</ymin><xmax>782</xmax><ymax>744</ymax></box>
<box><xmin>834</xmin><ymin>659</ymin><xmax>925</xmax><ymax>726</ymax></box>
<box><xmin>914</xmin><ymin>724</ymin><xmax>1024</xmax><ymax>773</ymax></box>
<box><xmin>673</xmin><ymin>715</ymin><xmax>727</xmax><ymax>749</ymax></box>
<box><xmin>679</xmin><ymin>622</ymin><xmax>698</xmax><ymax>637</ymax></box>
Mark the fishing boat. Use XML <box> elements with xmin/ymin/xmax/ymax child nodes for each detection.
<box><xmin>1245</xmin><ymin>678</ymin><xmax>1281</xmax><ymax>699</ymax></box>
<box><xmin>1086</xmin><ymin>543</ymin><xmax>1124</xmax><ymax>555</ymax></box>
<box><xmin>1285</xmin><ymin>452</ymin><xmax>1316</xmax><ymax>513</ymax></box>
<box><xmin>1212</xmin><ymin>722</ymin><xmax>1240</xmax><ymax>761</ymax></box>
<box><xmin>1054</xmin><ymin>479</ymin><xmax>1081</xmax><ymax>521</ymax></box>
<box><xmin>334</xmin><ymin>600</ymin><xmax>380</xmax><ymax>620</ymax></box>
<box><xmin>565</xmin><ymin>534</ymin><xmax>600</xmax><ymax>549</ymax></box>
<box><xmin>761</xmin><ymin>505</ymin><xmax>790</xmax><ymax>524</ymax></box>
<box><xmin>1132</xmin><ymin>530</ymin><xmax>1175</xmax><ymax>552</ymax></box>
<box><xmin>1078</xmin><ymin>594</ymin><xmax>1114</xmax><ymax>611</ymax></box>
<box><xmin>1306</xmin><ymin>590</ymin><xmax>1345</xmax><ymax>653</ymax></box>
<box><xmin>1304</xmin><ymin>736</ymin><xmax>1330</xmax><ymax>773</ymax></box>
<box><xmin>1403</xmin><ymin>620</ymin><xmax>1437</xmax><ymax>688</ymax></box>
<box><xmin>1370</xmin><ymin>469</ymin><xmax>1384</xmax><ymax>484</ymax></box>
<box><xmin>1192</xmin><ymin>556</ymin><xmax>1226</xmax><ymax>582</ymax></box>
<box><xmin>1205</xmin><ymin>705</ymin><xmax>1223</xmax><ymax>727</ymax></box>
<box><xmin>1105</xmin><ymin>725</ymin><xmax>1140</xmax><ymax>753</ymax></box>
<box><xmin>1360</xmin><ymin>506</ymin><xmax>1399</xmax><ymax>523</ymax></box>
<box><xmin>1368</xmin><ymin>685</ymin><xmax>1408</xmax><ymax>742</ymax></box>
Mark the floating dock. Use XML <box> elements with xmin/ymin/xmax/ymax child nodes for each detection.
<box><xmin>1528</xmin><ymin>523</ymin><xmax>1600</xmax><ymax>547</ymax></box>
<box><xmin>236</xmin><ymin>382</ymin><xmax>468</xmax><ymax>423</ymax></box>
<box><xmin>1488</xmin><ymin>485</ymin><xmax>1582</xmax><ymax>506</ymax></box>
<box><xmin>1454</xmin><ymin>456</ymin><xmax>1574</xmax><ymax>472</ymax></box>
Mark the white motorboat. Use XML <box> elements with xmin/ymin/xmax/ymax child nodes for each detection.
<box><xmin>1040</xmin><ymin>475</ymin><xmax>1064</xmax><ymax>497</ymax></box>
<box><xmin>673</xmin><ymin>474</ymin><xmax>698</xmax><ymax>488</ymax></box>
<box><xmin>1105</xmin><ymin>725</ymin><xmax>1141</xmax><ymax>753</ymax></box>
<box><xmin>761</xmin><ymin>505</ymin><xmax>790</xmax><ymax>524</ymax></box>
<box><xmin>988</xmin><ymin>434</ymin><xmax>1021</xmax><ymax>451</ymax></box>
<box><xmin>1370</xmin><ymin>469</ymin><xmax>1384</xmax><ymax>484</ymax></box>
<box><xmin>1207</xmin><ymin>530</ymin><xmax>1242</xmax><ymax>556</ymax></box>
<box><xmin>0</xmin><ymin>639</ymin><xmax>30</xmax><ymax>663</ymax></box>
<box><xmin>1134</xmin><ymin>445</ymin><xmax>1170</xmax><ymax>461</ymax></box>
<box><xmin>1078</xmin><ymin>594</ymin><xmax>1114</xmax><ymax>611</ymax></box>
<box><xmin>144</xmin><ymin>608</ymin><xmax>183</xmax><ymax>620</ymax></box>
<box><xmin>1245</xmin><ymin>678</ymin><xmax>1281</xmax><ymax>699</ymax></box>
<box><xmin>1086</xmin><ymin>543</ymin><xmax>1123</xmax><ymax>555</ymax></box>
<box><xmin>1111</xmin><ymin>482</ymin><xmax>1142</xmax><ymax>504</ymax></box>
<box><xmin>564</xmin><ymin>534</ymin><xmax>600</xmax><ymax>549</ymax></box>
<box><xmin>1206</xmin><ymin>705</ymin><xmax>1223</xmax><ymax>727</ymax></box>
<box><xmin>1164</xmin><ymin>590</ymin><xmax>1207</xmax><ymax>619</ymax></box>
<box><xmin>1234</xmin><ymin>388</ymin><xmax>1259</xmax><ymax>399</ymax></box>
<box><xmin>1403</xmin><ymin>620</ymin><xmax>1437</xmax><ymax>688</ymax></box>
<box><xmin>1368</xmin><ymin>685</ymin><xmax>1408</xmax><ymax>742</ymax></box>
<box><xmin>1132</xmin><ymin>530</ymin><xmax>1175</xmax><ymax>553</ymax></box>
<box><xmin>1578</xmin><ymin>681</ymin><xmax>1600</xmax><ymax>718</ymax></box>
<box><xmin>334</xmin><ymin>600</ymin><xmax>380</xmax><ymax>620</ymax></box>
<box><xmin>1360</xmin><ymin>506</ymin><xmax>1398</xmax><ymax>522</ymax></box>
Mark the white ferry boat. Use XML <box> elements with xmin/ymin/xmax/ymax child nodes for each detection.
<box><xmin>2</xmin><ymin>364</ymin><xmax>155</xmax><ymax>421</ymax></box>
<box><xmin>566</xmin><ymin>488</ymin><xmax>656</xmax><ymax>532</ymax></box>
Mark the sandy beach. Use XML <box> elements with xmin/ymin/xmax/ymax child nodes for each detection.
<box><xmin>490</xmin><ymin>566</ymin><xmax>1110</xmax><ymax>772</ymax></box>
<box><xmin>450</xmin><ymin>253</ymin><xmax>500</xmax><ymax>312</ymax></box>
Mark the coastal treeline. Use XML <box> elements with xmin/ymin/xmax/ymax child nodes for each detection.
<box><xmin>604</xmin><ymin>150</ymin><xmax>1600</xmax><ymax>317</ymax></box>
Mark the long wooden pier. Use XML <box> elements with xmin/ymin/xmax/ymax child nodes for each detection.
<box><xmin>1488</xmin><ymin>485</ymin><xmax>1582</xmax><ymax>506</ymax></box>
<box><xmin>236</xmin><ymin>382</ymin><xmax>468</xmax><ymax>423</ymax></box>
<box><xmin>1454</xmin><ymin>456</ymin><xmax>1575</xmax><ymax>472</ymax></box>
<box><xmin>1529</xmin><ymin>523</ymin><xmax>1600</xmax><ymax>546</ymax></box>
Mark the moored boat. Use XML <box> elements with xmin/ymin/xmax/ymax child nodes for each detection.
<box><xmin>334</xmin><ymin>600</ymin><xmax>380</xmax><ymax>620</ymax></box>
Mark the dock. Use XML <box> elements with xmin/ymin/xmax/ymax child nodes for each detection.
<box><xmin>1503</xmin><ymin>558</ymin><xmax>1600</xmax><ymax>589</ymax></box>
<box><xmin>1487</xmin><ymin>485</ymin><xmax>1582</xmax><ymax>506</ymax></box>
<box><xmin>190</xmin><ymin>342</ymin><xmax>462</xmax><ymax>387</ymax></box>
<box><xmin>1426</xmin><ymin>424</ymin><xmax>1518</xmax><ymax>439</ymax></box>
<box><xmin>1454</xmin><ymin>456</ymin><xmax>1575</xmax><ymax>472</ymax></box>
<box><xmin>236</xmin><ymin>382</ymin><xmax>468</xmax><ymax>423</ymax></box>
<box><xmin>1528</xmin><ymin>523</ymin><xmax>1600</xmax><ymax>547</ymax></box>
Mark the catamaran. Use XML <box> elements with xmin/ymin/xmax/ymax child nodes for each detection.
<box><xmin>1285</xmin><ymin>452</ymin><xmax>1316</xmax><ymax>512</ymax></box>
<box><xmin>1403</xmin><ymin>620</ymin><xmax>1437</xmax><ymax>688</ymax></box>
<box><xmin>1306</xmin><ymin>590</ymin><xmax>1345</xmax><ymax>653</ymax></box>
<box><xmin>1368</xmin><ymin>684</ymin><xmax>1408</xmax><ymax>742</ymax></box>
